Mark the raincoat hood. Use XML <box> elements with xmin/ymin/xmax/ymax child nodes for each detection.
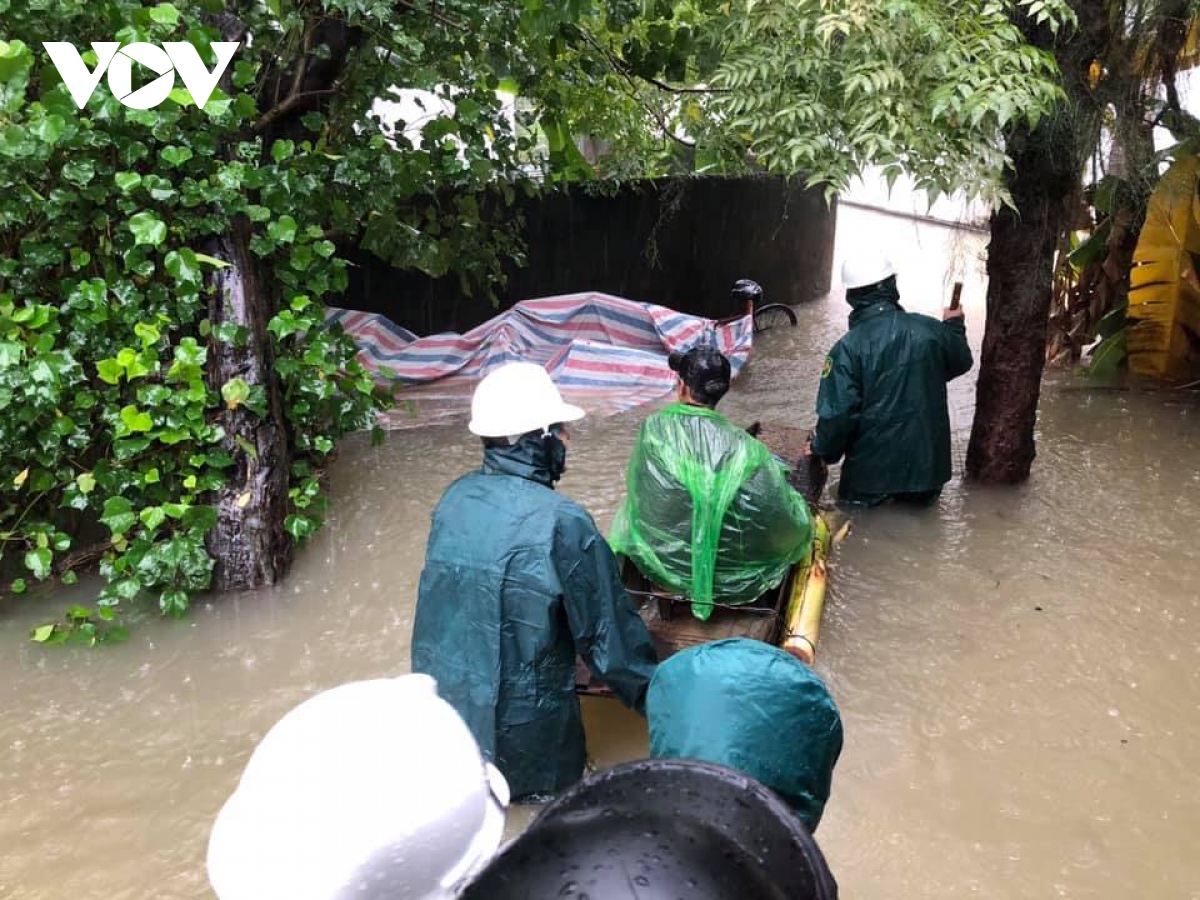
<box><xmin>481</xmin><ymin>432</ymin><xmax>565</xmax><ymax>486</ymax></box>
<box><xmin>846</xmin><ymin>276</ymin><xmax>903</xmax><ymax>327</ymax></box>
<box><xmin>647</xmin><ymin>638</ymin><xmax>843</xmax><ymax>832</ymax></box>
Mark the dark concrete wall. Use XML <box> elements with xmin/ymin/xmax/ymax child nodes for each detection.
<box><xmin>344</xmin><ymin>175</ymin><xmax>836</xmax><ymax>334</ymax></box>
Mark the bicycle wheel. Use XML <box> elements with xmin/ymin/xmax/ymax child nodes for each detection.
<box><xmin>753</xmin><ymin>303</ymin><xmax>798</xmax><ymax>333</ymax></box>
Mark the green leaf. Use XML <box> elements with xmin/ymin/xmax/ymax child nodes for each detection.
<box><xmin>1083</xmin><ymin>326</ymin><xmax>1127</xmax><ymax>380</ymax></box>
<box><xmin>160</xmin><ymin>588</ymin><xmax>189</xmax><ymax>618</ymax></box>
<box><xmin>134</xmin><ymin>322</ymin><xmax>161</xmax><ymax>346</ymax></box>
<box><xmin>100</xmin><ymin>497</ymin><xmax>137</xmax><ymax>536</ymax></box>
<box><xmin>77</xmin><ymin>472</ymin><xmax>96</xmax><ymax>494</ymax></box>
<box><xmin>33</xmin><ymin>114</ymin><xmax>65</xmax><ymax>145</ymax></box>
<box><xmin>268</xmin><ymin>215</ymin><xmax>298</xmax><ymax>244</ymax></box>
<box><xmin>221</xmin><ymin>377</ymin><xmax>251</xmax><ymax>409</ymax></box>
<box><xmin>24</xmin><ymin>547</ymin><xmax>52</xmax><ymax>580</ymax></box>
<box><xmin>120</xmin><ymin>405</ymin><xmax>154</xmax><ymax>433</ymax></box>
<box><xmin>97</xmin><ymin>358</ymin><xmax>123</xmax><ymax>384</ymax></box>
<box><xmin>0</xmin><ymin>341</ymin><xmax>22</xmax><ymax>369</ymax></box>
<box><xmin>161</xmin><ymin>145</ymin><xmax>193</xmax><ymax>167</ymax></box>
<box><xmin>115</xmin><ymin>171</ymin><xmax>143</xmax><ymax>193</ymax></box>
<box><xmin>31</xmin><ymin>623</ymin><xmax>55</xmax><ymax>642</ymax></box>
<box><xmin>271</xmin><ymin>139</ymin><xmax>296</xmax><ymax>162</ymax></box>
<box><xmin>165</xmin><ymin>249</ymin><xmax>200</xmax><ymax>284</ymax></box>
<box><xmin>129</xmin><ymin>211</ymin><xmax>168</xmax><ymax>248</ymax></box>
<box><xmin>285</xmin><ymin>514</ymin><xmax>318</xmax><ymax>541</ymax></box>
<box><xmin>61</xmin><ymin>570</ymin><xmax>78</xmax><ymax>586</ymax></box>
<box><xmin>140</xmin><ymin>506</ymin><xmax>167</xmax><ymax>532</ymax></box>
<box><xmin>194</xmin><ymin>252</ymin><xmax>230</xmax><ymax>269</ymax></box>
<box><xmin>157</xmin><ymin>429</ymin><xmax>189</xmax><ymax>445</ymax></box>
<box><xmin>148</xmin><ymin>3</ymin><xmax>181</xmax><ymax>26</ymax></box>
<box><xmin>11</xmin><ymin>578</ymin><xmax>26</xmax><ymax>595</ymax></box>
<box><xmin>63</xmin><ymin>159</ymin><xmax>95</xmax><ymax>186</ymax></box>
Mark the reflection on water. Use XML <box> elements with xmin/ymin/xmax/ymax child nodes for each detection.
<box><xmin>3</xmin><ymin>207</ymin><xmax>1200</xmax><ymax>898</ymax></box>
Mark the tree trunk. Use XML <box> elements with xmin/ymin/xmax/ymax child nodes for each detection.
<box><xmin>966</xmin><ymin>1</ymin><xmax>1108</xmax><ymax>483</ymax></box>
<box><xmin>200</xmin><ymin>9</ymin><xmax>361</xmax><ymax>590</ymax></box>
<box><xmin>966</xmin><ymin>119</ymin><xmax>1077</xmax><ymax>483</ymax></box>
<box><xmin>204</xmin><ymin>222</ymin><xmax>293</xmax><ymax>590</ymax></box>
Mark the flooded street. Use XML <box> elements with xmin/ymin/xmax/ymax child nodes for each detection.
<box><xmin>3</xmin><ymin>206</ymin><xmax>1200</xmax><ymax>898</ymax></box>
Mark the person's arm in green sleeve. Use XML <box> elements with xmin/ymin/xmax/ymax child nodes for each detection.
<box><xmin>940</xmin><ymin>313</ymin><xmax>973</xmax><ymax>380</ymax></box>
<box><xmin>812</xmin><ymin>343</ymin><xmax>860</xmax><ymax>465</ymax></box>
<box><xmin>558</xmin><ymin>516</ymin><xmax>658</xmax><ymax>714</ymax></box>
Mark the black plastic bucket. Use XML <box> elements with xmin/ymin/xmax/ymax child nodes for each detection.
<box><xmin>461</xmin><ymin>758</ymin><xmax>838</xmax><ymax>899</ymax></box>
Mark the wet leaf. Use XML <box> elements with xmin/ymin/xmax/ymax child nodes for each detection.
<box><xmin>24</xmin><ymin>547</ymin><xmax>51</xmax><ymax>580</ymax></box>
<box><xmin>128</xmin><ymin>211</ymin><xmax>167</xmax><ymax>248</ymax></box>
<box><xmin>120</xmin><ymin>405</ymin><xmax>154</xmax><ymax>433</ymax></box>
<box><xmin>221</xmin><ymin>377</ymin><xmax>250</xmax><ymax>410</ymax></box>
<box><xmin>100</xmin><ymin>497</ymin><xmax>136</xmax><ymax>536</ymax></box>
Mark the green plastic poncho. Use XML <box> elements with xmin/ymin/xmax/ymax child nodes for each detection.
<box><xmin>412</xmin><ymin>435</ymin><xmax>658</xmax><ymax>801</ymax></box>
<box><xmin>813</xmin><ymin>279</ymin><xmax>974</xmax><ymax>503</ymax></box>
<box><xmin>609</xmin><ymin>403</ymin><xmax>813</xmax><ymax>620</ymax></box>
<box><xmin>647</xmin><ymin>637</ymin><xmax>843</xmax><ymax>832</ymax></box>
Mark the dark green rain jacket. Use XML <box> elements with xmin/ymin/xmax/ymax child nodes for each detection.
<box><xmin>813</xmin><ymin>278</ymin><xmax>973</xmax><ymax>502</ymax></box>
<box><xmin>648</xmin><ymin>637</ymin><xmax>843</xmax><ymax>832</ymax></box>
<box><xmin>411</xmin><ymin>434</ymin><xmax>658</xmax><ymax>800</ymax></box>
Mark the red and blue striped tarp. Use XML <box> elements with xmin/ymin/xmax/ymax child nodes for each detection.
<box><xmin>326</xmin><ymin>292</ymin><xmax>754</xmax><ymax>427</ymax></box>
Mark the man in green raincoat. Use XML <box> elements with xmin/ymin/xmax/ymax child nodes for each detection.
<box><xmin>811</xmin><ymin>250</ymin><xmax>974</xmax><ymax>506</ymax></box>
<box><xmin>411</xmin><ymin>362</ymin><xmax>657</xmax><ymax>802</ymax></box>
<box><xmin>610</xmin><ymin>346</ymin><xmax>813</xmax><ymax>620</ymax></box>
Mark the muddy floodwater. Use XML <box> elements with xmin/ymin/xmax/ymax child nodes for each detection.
<box><xmin>3</xmin><ymin>206</ymin><xmax>1200</xmax><ymax>899</ymax></box>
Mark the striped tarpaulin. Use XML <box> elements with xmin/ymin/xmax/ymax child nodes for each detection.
<box><xmin>326</xmin><ymin>292</ymin><xmax>754</xmax><ymax>427</ymax></box>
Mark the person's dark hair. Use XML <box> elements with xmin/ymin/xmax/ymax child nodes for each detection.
<box><xmin>668</xmin><ymin>346</ymin><xmax>731</xmax><ymax>407</ymax></box>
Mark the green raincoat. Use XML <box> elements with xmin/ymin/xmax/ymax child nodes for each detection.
<box><xmin>411</xmin><ymin>435</ymin><xmax>658</xmax><ymax>800</ymax></box>
<box><xmin>813</xmin><ymin>279</ymin><xmax>974</xmax><ymax>503</ymax></box>
<box><xmin>609</xmin><ymin>403</ymin><xmax>813</xmax><ymax>620</ymax></box>
<box><xmin>647</xmin><ymin>637</ymin><xmax>843</xmax><ymax>831</ymax></box>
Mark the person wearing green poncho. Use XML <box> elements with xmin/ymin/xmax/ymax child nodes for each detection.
<box><xmin>412</xmin><ymin>362</ymin><xmax>657</xmax><ymax>802</ymax></box>
<box><xmin>810</xmin><ymin>250</ymin><xmax>973</xmax><ymax>507</ymax></box>
<box><xmin>610</xmin><ymin>346</ymin><xmax>814</xmax><ymax>621</ymax></box>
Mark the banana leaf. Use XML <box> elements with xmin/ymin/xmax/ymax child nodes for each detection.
<box><xmin>1082</xmin><ymin>326</ymin><xmax>1127</xmax><ymax>380</ymax></box>
<box><xmin>1126</xmin><ymin>154</ymin><xmax>1200</xmax><ymax>382</ymax></box>
<box><xmin>1067</xmin><ymin>219</ymin><xmax>1112</xmax><ymax>271</ymax></box>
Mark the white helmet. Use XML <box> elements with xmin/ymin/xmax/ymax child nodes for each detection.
<box><xmin>467</xmin><ymin>361</ymin><xmax>585</xmax><ymax>438</ymax></box>
<box><xmin>207</xmin><ymin>674</ymin><xmax>510</xmax><ymax>900</ymax></box>
<box><xmin>840</xmin><ymin>250</ymin><xmax>896</xmax><ymax>290</ymax></box>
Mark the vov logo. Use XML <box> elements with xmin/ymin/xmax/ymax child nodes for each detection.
<box><xmin>42</xmin><ymin>41</ymin><xmax>239</xmax><ymax>110</ymax></box>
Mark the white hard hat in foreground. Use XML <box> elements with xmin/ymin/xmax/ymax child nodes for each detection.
<box><xmin>207</xmin><ymin>674</ymin><xmax>509</xmax><ymax>900</ymax></box>
<box><xmin>468</xmin><ymin>361</ymin><xmax>585</xmax><ymax>438</ymax></box>
<box><xmin>840</xmin><ymin>249</ymin><xmax>896</xmax><ymax>290</ymax></box>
